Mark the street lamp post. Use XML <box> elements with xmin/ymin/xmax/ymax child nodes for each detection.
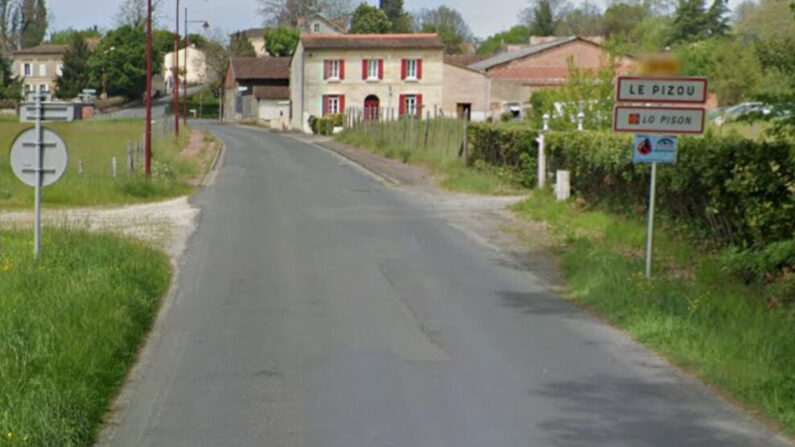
<box><xmin>184</xmin><ymin>11</ymin><xmax>209</xmax><ymax>124</ymax></box>
<box><xmin>172</xmin><ymin>0</ymin><xmax>180</xmax><ymax>136</ymax></box>
<box><xmin>145</xmin><ymin>0</ymin><xmax>152</xmax><ymax>175</ymax></box>
<box><xmin>101</xmin><ymin>46</ymin><xmax>115</xmax><ymax>100</ymax></box>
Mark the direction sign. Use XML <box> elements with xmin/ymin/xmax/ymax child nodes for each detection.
<box><xmin>20</xmin><ymin>102</ymin><xmax>76</xmax><ymax>122</ymax></box>
<box><xmin>633</xmin><ymin>135</ymin><xmax>678</xmax><ymax>164</ymax></box>
<box><xmin>613</xmin><ymin>106</ymin><xmax>705</xmax><ymax>134</ymax></box>
<box><xmin>616</xmin><ymin>76</ymin><xmax>708</xmax><ymax>104</ymax></box>
<box><xmin>10</xmin><ymin>128</ymin><xmax>69</xmax><ymax>187</ymax></box>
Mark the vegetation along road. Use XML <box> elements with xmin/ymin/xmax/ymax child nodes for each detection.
<box><xmin>98</xmin><ymin>124</ymin><xmax>792</xmax><ymax>447</ymax></box>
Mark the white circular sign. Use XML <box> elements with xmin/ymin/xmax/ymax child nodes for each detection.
<box><xmin>10</xmin><ymin>128</ymin><xmax>68</xmax><ymax>187</ymax></box>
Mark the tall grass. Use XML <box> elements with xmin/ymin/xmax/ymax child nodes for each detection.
<box><xmin>0</xmin><ymin>229</ymin><xmax>171</xmax><ymax>446</ymax></box>
<box><xmin>0</xmin><ymin>119</ymin><xmax>195</xmax><ymax>210</ymax></box>
<box><xmin>513</xmin><ymin>192</ymin><xmax>795</xmax><ymax>435</ymax></box>
<box><xmin>337</xmin><ymin>117</ymin><xmax>526</xmax><ymax>195</ymax></box>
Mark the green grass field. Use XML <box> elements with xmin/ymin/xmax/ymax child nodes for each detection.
<box><xmin>337</xmin><ymin>119</ymin><xmax>527</xmax><ymax>195</ymax></box>
<box><xmin>0</xmin><ymin>119</ymin><xmax>195</xmax><ymax>210</ymax></box>
<box><xmin>513</xmin><ymin>192</ymin><xmax>795</xmax><ymax>436</ymax></box>
<box><xmin>0</xmin><ymin>229</ymin><xmax>171</xmax><ymax>446</ymax></box>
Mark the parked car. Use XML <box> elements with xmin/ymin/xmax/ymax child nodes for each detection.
<box><xmin>712</xmin><ymin>102</ymin><xmax>771</xmax><ymax>126</ymax></box>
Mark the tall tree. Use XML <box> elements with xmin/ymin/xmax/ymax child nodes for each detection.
<box><xmin>56</xmin><ymin>33</ymin><xmax>91</xmax><ymax>99</ymax></box>
<box><xmin>704</xmin><ymin>0</ymin><xmax>729</xmax><ymax>37</ymax></box>
<box><xmin>477</xmin><ymin>25</ymin><xmax>532</xmax><ymax>54</ymax></box>
<box><xmin>602</xmin><ymin>2</ymin><xmax>648</xmax><ymax>38</ymax></box>
<box><xmin>350</xmin><ymin>3</ymin><xmax>391</xmax><ymax>34</ymax></box>
<box><xmin>87</xmin><ymin>25</ymin><xmax>162</xmax><ymax>99</ymax></box>
<box><xmin>555</xmin><ymin>1</ymin><xmax>604</xmax><ymax>36</ymax></box>
<box><xmin>200</xmin><ymin>29</ymin><xmax>230</xmax><ymax>88</ymax></box>
<box><xmin>264</xmin><ymin>26</ymin><xmax>300</xmax><ymax>56</ymax></box>
<box><xmin>19</xmin><ymin>0</ymin><xmax>46</xmax><ymax>48</ymax></box>
<box><xmin>115</xmin><ymin>0</ymin><xmax>163</xmax><ymax>28</ymax></box>
<box><xmin>379</xmin><ymin>0</ymin><xmax>410</xmax><ymax>32</ymax></box>
<box><xmin>0</xmin><ymin>48</ymin><xmax>20</xmax><ymax>100</ymax></box>
<box><xmin>229</xmin><ymin>31</ymin><xmax>256</xmax><ymax>57</ymax></box>
<box><xmin>50</xmin><ymin>27</ymin><xmax>101</xmax><ymax>45</ymax></box>
<box><xmin>529</xmin><ymin>0</ymin><xmax>556</xmax><ymax>36</ymax></box>
<box><xmin>414</xmin><ymin>6</ymin><xmax>473</xmax><ymax>54</ymax></box>
<box><xmin>258</xmin><ymin>0</ymin><xmax>353</xmax><ymax>27</ymax></box>
<box><xmin>669</xmin><ymin>0</ymin><xmax>707</xmax><ymax>43</ymax></box>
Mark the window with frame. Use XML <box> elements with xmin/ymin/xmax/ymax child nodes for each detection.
<box><xmin>39</xmin><ymin>84</ymin><xmax>48</xmax><ymax>92</ymax></box>
<box><xmin>367</xmin><ymin>59</ymin><xmax>379</xmax><ymax>80</ymax></box>
<box><xmin>313</xmin><ymin>23</ymin><xmax>320</xmax><ymax>33</ymax></box>
<box><xmin>39</xmin><ymin>64</ymin><xmax>47</xmax><ymax>77</ymax></box>
<box><xmin>405</xmin><ymin>95</ymin><xmax>417</xmax><ymax>116</ymax></box>
<box><xmin>326</xmin><ymin>59</ymin><xmax>341</xmax><ymax>80</ymax></box>
<box><xmin>405</xmin><ymin>59</ymin><xmax>418</xmax><ymax>80</ymax></box>
<box><xmin>23</xmin><ymin>63</ymin><xmax>32</xmax><ymax>77</ymax></box>
<box><xmin>327</xmin><ymin>95</ymin><xmax>340</xmax><ymax>115</ymax></box>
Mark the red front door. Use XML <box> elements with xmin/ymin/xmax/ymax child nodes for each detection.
<box><xmin>364</xmin><ymin>96</ymin><xmax>380</xmax><ymax>121</ymax></box>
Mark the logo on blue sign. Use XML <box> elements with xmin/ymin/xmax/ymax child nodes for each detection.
<box><xmin>633</xmin><ymin>135</ymin><xmax>678</xmax><ymax>164</ymax></box>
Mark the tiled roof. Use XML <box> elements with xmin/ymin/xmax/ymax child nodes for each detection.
<box><xmin>254</xmin><ymin>86</ymin><xmax>290</xmax><ymax>100</ymax></box>
<box><xmin>13</xmin><ymin>44</ymin><xmax>68</xmax><ymax>56</ymax></box>
<box><xmin>301</xmin><ymin>33</ymin><xmax>444</xmax><ymax>50</ymax></box>
<box><xmin>444</xmin><ymin>54</ymin><xmax>489</xmax><ymax>69</ymax></box>
<box><xmin>241</xmin><ymin>28</ymin><xmax>265</xmax><ymax>38</ymax></box>
<box><xmin>230</xmin><ymin>57</ymin><xmax>290</xmax><ymax>80</ymax></box>
<box><xmin>468</xmin><ymin>37</ymin><xmax>579</xmax><ymax>71</ymax></box>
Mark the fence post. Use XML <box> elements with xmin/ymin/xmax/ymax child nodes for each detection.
<box><xmin>127</xmin><ymin>142</ymin><xmax>133</xmax><ymax>174</ymax></box>
<box><xmin>402</xmin><ymin>116</ymin><xmax>407</xmax><ymax>144</ymax></box>
<box><xmin>112</xmin><ymin>156</ymin><xmax>117</xmax><ymax>178</ymax></box>
<box><xmin>78</xmin><ymin>160</ymin><xmax>83</xmax><ymax>175</ymax></box>
<box><xmin>462</xmin><ymin>119</ymin><xmax>468</xmax><ymax>164</ymax></box>
<box><xmin>424</xmin><ymin>111</ymin><xmax>430</xmax><ymax>150</ymax></box>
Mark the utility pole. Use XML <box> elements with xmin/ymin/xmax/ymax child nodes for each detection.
<box><xmin>173</xmin><ymin>0</ymin><xmax>180</xmax><ymax>136</ymax></box>
<box><xmin>184</xmin><ymin>7</ymin><xmax>189</xmax><ymax>125</ymax></box>
<box><xmin>145</xmin><ymin>0</ymin><xmax>153</xmax><ymax>175</ymax></box>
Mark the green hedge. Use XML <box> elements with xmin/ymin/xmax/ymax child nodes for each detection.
<box><xmin>165</xmin><ymin>101</ymin><xmax>220</xmax><ymax>119</ymax></box>
<box><xmin>310</xmin><ymin>114</ymin><xmax>343</xmax><ymax>136</ymax></box>
<box><xmin>467</xmin><ymin>123</ymin><xmax>538</xmax><ymax>168</ymax></box>
<box><xmin>546</xmin><ymin>131</ymin><xmax>795</xmax><ymax>248</ymax></box>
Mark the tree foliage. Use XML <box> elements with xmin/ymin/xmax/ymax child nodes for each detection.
<box><xmin>477</xmin><ymin>25</ymin><xmax>532</xmax><ymax>55</ymax></box>
<box><xmin>258</xmin><ymin>0</ymin><xmax>353</xmax><ymax>27</ymax></box>
<box><xmin>0</xmin><ymin>49</ymin><xmax>20</xmax><ymax>100</ymax></box>
<box><xmin>0</xmin><ymin>0</ymin><xmax>47</xmax><ymax>50</ymax></box>
<box><xmin>229</xmin><ymin>31</ymin><xmax>256</xmax><ymax>57</ymax></box>
<box><xmin>350</xmin><ymin>3</ymin><xmax>391</xmax><ymax>34</ymax></box>
<box><xmin>414</xmin><ymin>6</ymin><xmax>472</xmax><ymax>54</ymax></box>
<box><xmin>56</xmin><ymin>33</ymin><xmax>91</xmax><ymax>99</ymax></box>
<box><xmin>379</xmin><ymin>0</ymin><xmax>411</xmax><ymax>32</ymax></box>
<box><xmin>87</xmin><ymin>25</ymin><xmax>165</xmax><ymax>100</ymax></box>
<box><xmin>50</xmin><ymin>27</ymin><xmax>101</xmax><ymax>45</ymax></box>
<box><xmin>114</xmin><ymin>0</ymin><xmax>163</xmax><ymax>28</ymax></box>
<box><xmin>264</xmin><ymin>26</ymin><xmax>300</xmax><ymax>56</ymax></box>
<box><xmin>555</xmin><ymin>1</ymin><xmax>604</xmax><ymax>36</ymax></box>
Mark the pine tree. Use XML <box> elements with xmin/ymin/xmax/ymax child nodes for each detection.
<box><xmin>229</xmin><ymin>32</ymin><xmax>256</xmax><ymax>57</ymax></box>
<box><xmin>20</xmin><ymin>0</ymin><xmax>47</xmax><ymax>49</ymax></box>
<box><xmin>670</xmin><ymin>0</ymin><xmax>708</xmax><ymax>43</ymax></box>
<box><xmin>705</xmin><ymin>0</ymin><xmax>729</xmax><ymax>37</ymax></box>
<box><xmin>56</xmin><ymin>33</ymin><xmax>91</xmax><ymax>99</ymax></box>
<box><xmin>531</xmin><ymin>0</ymin><xmax>556</xmax><ymax>36</ymax></box>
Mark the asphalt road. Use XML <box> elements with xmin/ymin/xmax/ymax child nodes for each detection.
<box><xmin>100</xmin><ymin>124</ymin><xmax>792</xmax><ymax>447</ymax></box>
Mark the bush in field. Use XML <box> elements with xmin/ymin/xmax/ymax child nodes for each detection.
<box><xmin>467</xmin><ymin>123</ymin><xmax>538</xmax><ymax>169</ymax></box>
<box><xmin>311</xmin><ymin>114</ymin><xmax>343</xmax><ymax>135</ymax></box>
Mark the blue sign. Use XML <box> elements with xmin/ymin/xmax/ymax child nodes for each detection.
<box><xmin>633</xmin><ymin>135</ymin><xmax>678</xmax><ymax>164</ymax></box>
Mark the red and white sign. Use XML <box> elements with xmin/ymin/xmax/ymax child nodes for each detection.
<box><xmin>616</xmin><ymin>76</ymin><xmax>708</xmax><ymax>104</ymax></box>
<box><xmin>613</xmin><ymin>106</ymin><xmax>705</xmax><ymax>134</ymax></box>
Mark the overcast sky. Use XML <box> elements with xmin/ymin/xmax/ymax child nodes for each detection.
<box><xmin>50</xmin><ymin>0</ymin><xmax>533</xmax><ymax>40</ymax></box>
<box><xmin>49</xmin><ymin>0</ymin><xmax>745</xmax><ymax>41</ymax></box>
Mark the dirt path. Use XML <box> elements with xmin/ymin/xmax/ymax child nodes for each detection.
<box><xmin>1</xmin><ymin>197</ymin><xmax>199</xmax><ymax>259</ymax></box>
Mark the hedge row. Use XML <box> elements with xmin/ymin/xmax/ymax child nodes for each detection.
<box><xmin>465</xmin><ymin>124</ymin><xmax>794</xmax><ymax>248</ymax></box>
<box><xmin>310</xmin><ymin>114</ymin><xmax>343</xmax><ymax>135</ymax></box>
<box><xmin>546</xmin><ymin>131</ymin><xmax>795</xmax><ymax>248</ymax></box>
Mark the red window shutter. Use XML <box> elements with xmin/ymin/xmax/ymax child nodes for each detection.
<box><xmin>398</xmin><ymin>94</ymin><xmax>406</xmax><ymax>117</ymax></box>
<box><xmin>339</xmin><ymin>95</ymin><xmax>346</xmax><ymax>114</ymax></box>
<box><xmin>401</xmin><ymin>59</ymin><xmax>407</xmax><ymax>80</ymax></box>
<box><xmin>339</xmin><ymin>60</ymin><xmax>345</xmax><ymax>80</ymax></box>
<box><xmin>362</xmin><ymin>59</ymin><xmax>368</xmax><ymax>80</ymax></box>
<box><xmin>416</xmin><ymin>94</ymin><xmax>423</xmax><ymax>116</ymax></box>
<box><xmin>323</xmin><ymin>61</ymin><xmax>329</xmax><ymax>80</ymax></box>
<box><xmin>322</xmin><ymin>95</ymin><xmax>328</xmax><ymax>116</ymax></box>
<box><xmin>378</xmin><ymin>59</ymin><xmax>384</xmax><ymax>80</ymax></box>
<box><xmin>417</xmin><ymin>59</ymin><xmax>422</xmax><ymax>80</ymax></box>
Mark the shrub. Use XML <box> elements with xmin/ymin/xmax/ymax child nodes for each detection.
<box><xmin>546</xmin><ymin>131</ymin><xmax>795</xmax><ymax>248</ymax></box>
<box><xmin>467</xmin><ymin>123</ymin><xmax>538</xmax><ymax>169</ymax></box>
<box><xmin>311</xmin><ymin>114</ymin><xmax>343</xmax><ymax>135</ymax></box>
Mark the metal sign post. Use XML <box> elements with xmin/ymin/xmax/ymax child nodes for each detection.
<box><xmin>613</xmin><ymin>73</ymin><xmax>708</xmax><ymax>278</ymax></box>
<box><xmin>9</xmin><ymin>94</ymin><xmax>69</xmax><ymax>257</ymax></box>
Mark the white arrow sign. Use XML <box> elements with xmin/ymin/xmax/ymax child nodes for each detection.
<box><xmin>616</xmin><ymin>76</ymin><xmax>708</xmax><ymax>104</ymax></box>
<box><xmin>613</xmin><ymin>106</ymin><xmax>705</xmax><ymax>134</ymax></box>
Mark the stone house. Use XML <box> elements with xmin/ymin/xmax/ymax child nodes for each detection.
<box><xmin>163</xmin><ymin>45</ymin><xmax>208</xmax><ymax>92</ymax></box>
<box><xmin>223</xmin><ymin>56</ymin><xmax>290</xmax><ymax>125</ymax></box>
<box><xmin>290</xmin><ymin>33</ymin><xmax>445</xmax><ymax>133</ymax></box>
<box><xmin>12</xmin><ymin>44</ymin><xmax>68</xmax><ymax>95</ymax></box>
<box><xmin>296</xmin><ymin>14</ymin><xmax>347</xmax><ymax>34</ymax></box>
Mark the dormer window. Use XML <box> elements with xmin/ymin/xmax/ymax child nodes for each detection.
<box><xmin>313</xmin><ymin>23</ymin><xmax>320</xmax><ymax>33</ymax></box>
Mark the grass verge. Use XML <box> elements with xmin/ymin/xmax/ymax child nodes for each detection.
<box><xmin>0</xmin><ymin>229</ymin><xmax>171</xmax><ymax>446</ymax></box>
<box><xmin>0</xmin><ymin>119</ymin><xmax>197</xmax><ymax>210</ymax></box>
<box><xmin>337</xmin><ymin>120</ymin><xmax>526</xmax><ymax>195</ymax></box>
<box><xmin>513</xmin><ymin>192</ymin><xmax>795</xmax><ymax>436</ymax></box>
